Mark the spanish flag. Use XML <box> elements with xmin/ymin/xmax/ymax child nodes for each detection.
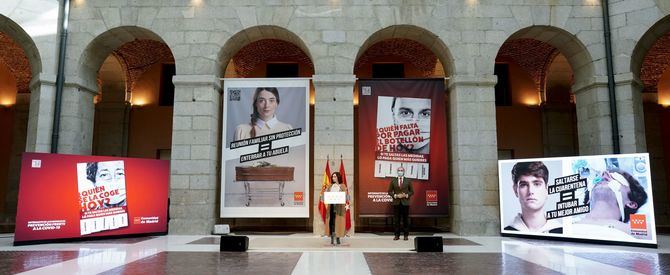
<box><xmin>318</xmin><ymin>160</ymin><xmax>331</xmax><ymax>224</ymax></box>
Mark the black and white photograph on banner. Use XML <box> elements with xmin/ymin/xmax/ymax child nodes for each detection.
<box><xmin>499</xmin><ymin>160</ymin><xmax>564</xmax><ymax>234</ymax></box>
<box><xmin>220</xmin><ymin>79</ymin><xmax>310</xmax><ymax>218</ymax></box>
<box><xmin>374</xmin><ymin>96</ymin><xmax>431</xmax><ymax>180</ymax></box>
<box><xmin>76</xmin><ymin>160</ymin><xmax>129</xmax><ymax>235</ymax></box>
<box><xmin>567</xmin><ymin>155</ymin><xmax>655</xmax><ymax>242</ymax></box>
<box><xmin>224</xmin><ymin>86</ymin><xmax>306</xmax><ymax>147</ymax></box>
<box><xmin>499</xmin><ymin>153</ymin><xmax>657</xmax><ymax>246</ymax></box>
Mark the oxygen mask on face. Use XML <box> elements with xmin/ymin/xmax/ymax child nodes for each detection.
<box><xmin>592</xmin><ymin>171</ymin><xmax>628</xmax><ymax>220</ymax></box>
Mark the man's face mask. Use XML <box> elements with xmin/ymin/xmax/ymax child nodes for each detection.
<box><xmin>397</xmin><ymin>170</ymin><xmax>405</xmax><ymax>177</ymax></box>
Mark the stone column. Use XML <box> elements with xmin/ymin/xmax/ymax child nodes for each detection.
<box><xmin>168</xmin><ymin>75</ymin><xmax>220</xmax><ymax>234</ymax></box>
<box><xmin>574</xmin><ymin>79</ymin><xmax>614</xmax><ymax>155</ymax></box>
<box><xmin>312</xmin><ymin>74</ymin><xmax>356</xmax><ymax>236</ymax></box>
<box><xmin>614</xmin><ymin>73</ymin><xmax>646</xmax><ymax>153</ymax></box>
<box><xmin>25</xmin><ymin>74</ymin><xmax>56</xmax><ymax>153</ymax></box>
<box><xmin>448</xmin><ymin>75</ymin><xmax>500</xmax><ymax>235</ymax></box>
<box><xmin>57</xmin><ymin>82</ymin><xmax>97</xmax><ymax>154</ymax></box>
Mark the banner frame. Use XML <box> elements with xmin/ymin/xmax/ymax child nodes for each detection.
<box><xmin>219</xmin><ymin>78</ymin><xmax>311</xmax><ymax>218</ymax></box>
<box><xmin>498</xmin><ymin>153</ymin><xmax>657</xmax><ymax>248</ymax></box>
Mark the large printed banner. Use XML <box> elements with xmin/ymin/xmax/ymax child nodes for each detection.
<box><xmin>357</xmin><ymin>79</ymin><xmax>449</xmax><ymax>216</ymax></box>
<box><xmin>14</xmin><ymin>153</ymin><xmax>169</xmax><ymax>244</ymax></box>
<box><xmin>499</xmin><ymin>153</ymin><xmax>657</xmax><ymax>246</ymax></box>
<box><xmin>221</xmin><ymin>78</ymin><xmax>310</xmax><ymax>218</ymax></box>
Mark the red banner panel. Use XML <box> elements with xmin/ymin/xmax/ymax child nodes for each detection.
<box><xmin>357</xmin><ymin>79</ymin><xmax>449</xmax><ymax>216</ymax></box>
<box><xmin>14</xmin><ymin>153</ymin><xmax>169</xmax><ymax>244</ymax></box>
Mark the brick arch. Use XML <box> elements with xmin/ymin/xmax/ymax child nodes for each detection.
<box><xmin>0</xmin><ymin>32</ymin><xmax>31</xmax><ymax>94</ymax></box>
<box><xmin>218</xmin><ymin>25</ymin><xmax>313</xmax><ymax>77</ymax></box>
<box><xmin>112</xmin><ymin>39</ymin><xmax>175</xmax><ymax>94</ymax></box>
<box><xmin>496</xmin><ymin>38</ymin><xmax>562</xmax><ymax>91</ymax></box>
<box><xmin>632</xmin><ymin>15</ymin><xmax>670</xmax><ymax>93</ymax></box>
<box><xmin>502</xmin><ymin>26</ymin><xmax>594</xmax><ymax>89</ymax></box>
<box><xmin>0</xmin><ymin>15</ymin><xmax>41</xmax><ymax>93</ymax></box>
<box><xmin>79</xmin><ymin>26</ymin><xmax>173</xmax><ymax>92</ymax></box>
<box><xmin>231</xmin><ymin>39</ymin><xmax>313</xmax><ymax>78</ymax></box>
<box><xmin>355</xmin><ymin>25</ymin><xmax>453</xmax><ymax>76</ymax></box>
<box><xmin>354</xmin><ymin>38</ymin><xmax>438</xmax><ymax>77</ymax></box>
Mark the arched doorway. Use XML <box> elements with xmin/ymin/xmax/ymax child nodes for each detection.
<box><xmin>353</xmin><ymin>25</ymin><xmax>452</xmax><ymax>232</ymax></box>
<box><xmin>93</xmin><ymin>39</ymin><xmax>175</xmax><ymax>160</ymax></box>
<box><xmin>633</xmin><ymin>15</ymin><xmax>670</xmax><ymax>226</ymax></box>
<box><xmin>218</xmin><ymin>26</ymin><xmax>315</xmax><ymax>231</ymax></box>
<box><xmin>494</xmin><ymin>37</ymin><xmax>578</xmax><ymax>159</ymax></box>
<box><xmin>0</xmin><ymin>18</ymin><xmax>40</xmax><ymax>232</ymax></box>
<box><xmin>79</xmin><ymin>27</ymin><xmax>175</xmax><ymax>160</ymax></box>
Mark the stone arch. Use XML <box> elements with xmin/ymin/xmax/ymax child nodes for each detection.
<box><xmin>354</xmin><ymin>25</ymin><xmax>454</xmax><ymax>76</ymax></box>
<box><xmin>631</xmin><ymin>15</ymin><xmax>670</xmax><ymax>90</ymax></box>
<box><xmin>79</xmin><ymin>26</ymin><xmax>172</xmax><ymax>92</ymax></box>
<box><xmin>501</xmin><ymin>26</ymin><xmax>595</xmax><ymax>90</ymax></box>
<box><xmin>632</xmin><ymin>14</ymin><xmax>670</xmax><ymax>228</ymax></box>
<box><xmin>495</xmin><ymin>26</ymin><xmax>585</xmax><ymax>158</ymax></box>
<box><xmin>0</xmin><ymin>14</ymin><xmax>42</xmax><ymax>81</ymax></box>
<box><xmin>0</xmin><ymin>14</ymin><xmax>41</xmax><ymax>227</ymax></box>
<box><xmin>217</xmin><ymin>25</ymin><xmax>314</xmax><ymax>77</ymax></box>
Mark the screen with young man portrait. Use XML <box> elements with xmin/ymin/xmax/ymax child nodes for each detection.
<box><xmin>499</xmin><ymin>153</ymin><xmax>657</xmax><ymax>247</ymax></box>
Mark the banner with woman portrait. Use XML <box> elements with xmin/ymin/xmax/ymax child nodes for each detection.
<box><xmin>499</xmin><ymin>153</ymin><xmax>657</xmax><ymax>247</ymax></box>
<box><xmin>221</xmin><ymin>78</ymin><xmax>310</xmax><ymax>218</ymax></box>
<box><xmin>357</xmin><ymin>79</ymin><xmax>449</xmax><ymax>216</ymax></box>
<box><xmin>14</xmin><ymin>153</ymin><xmax>169</xmax><ymax>245</ymax></box>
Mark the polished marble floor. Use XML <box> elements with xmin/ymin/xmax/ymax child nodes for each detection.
<box><xmin>1</xmin><ymin>233</ymin><xmax>669</xmax><ymax>274</ymax></box>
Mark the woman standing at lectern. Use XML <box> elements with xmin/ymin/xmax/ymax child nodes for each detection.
<box><xmin>325</xmin><ymin>172</ymin><xmax>346</xmax><ymax>245</ymax></box>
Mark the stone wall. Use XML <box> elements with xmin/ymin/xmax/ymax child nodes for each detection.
<box><xmin>1</xmin><ymin>0</ymin><xmax>669</xmax><ymax>235</ymax></box>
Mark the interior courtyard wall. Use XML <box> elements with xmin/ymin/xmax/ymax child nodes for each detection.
<box><xmin>3</xmin><ymin>0</ymin><xmax>668</xmax><ymax>234</ymax></box>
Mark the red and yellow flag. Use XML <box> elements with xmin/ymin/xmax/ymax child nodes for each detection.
<box><xmin>318</xmin><ymin>160</ymin><xmax>331</xmax><ymax>224</ymax></box>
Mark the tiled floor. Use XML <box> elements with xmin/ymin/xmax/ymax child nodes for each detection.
<box><xmin>1</xmin><ymin>234</ymin><xmax>669</xmax><ymax>274</ymax></box>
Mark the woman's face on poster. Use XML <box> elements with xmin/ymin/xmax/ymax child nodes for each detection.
<box><xmin>255</xmin><ymin>89</ymin><xmax>278</xmax><ymax>121</ymax></box>
<box><xmin>95</xmin><ymin>162</ymin><xmax>125</xmax><ymax>190</ymax></box>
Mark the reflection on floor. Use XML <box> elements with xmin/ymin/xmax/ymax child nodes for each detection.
<box><xmin>0</xmin><ymin>233</ymin><xmax>669</xmax><ymax>274</ymax></box>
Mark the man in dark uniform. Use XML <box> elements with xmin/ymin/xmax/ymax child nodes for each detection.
<box><xmin>387</xmin><ymin>166</ymin><xmax>414</xmax><ymax>240</ymax></box>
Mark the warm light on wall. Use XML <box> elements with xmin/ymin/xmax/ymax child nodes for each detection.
<box><xmin>191</xmin><ymin>0</ymin><xmax>203</xmax><ymax>6</ymax></box>
<box><xmin>466</xmin><ymin>0</ymin><xmax>478</xmax><ymax>6</ymax></box>
<box><xmin>131</xmin><ymin>97</ymin><xmax>148</xmax><ymax>107</ymax></box>
<box><xmin>584</xmin><ymin>0</ymin><xmax>599</xmax><ymax>6</ymax></box>
<box><xmin>0</xmin><ymin>97</ymin><xmax>15</xmax><ymax>107</ymax></box>
<box><xmin>659</xmin><ymin>89</ymin><xmax>670</xmax><ymax>108</ymax></box>
<box><xmin>0</xmin><ymin>99</ymin><xmax>14</xmax><ymax>107</ymax></box>
<box><xmin>353</xmin><ymin>91</ymin><xmax>359</xmax><ymax>106</ymax></box>
<box><xmin>522</xmin><ymin>95</ymin><xmax>541</xmax><ymax>106</ymax></box>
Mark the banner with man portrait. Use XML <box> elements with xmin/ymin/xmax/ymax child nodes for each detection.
<box><xmin>499</xmin><ymin>153</ymin><xmax>657</xmax><ymax>247</ymax></box>
<box><xmin>221</xmin><ymin>78</ymin><xmax>310</xmax><ymax>218</ymax></box>
<box><xmin>357</xmin><ymin>79</ymin><xmax>449</xmax><ymax>216</ymax></box>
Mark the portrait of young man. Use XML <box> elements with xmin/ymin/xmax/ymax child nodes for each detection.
<box><xmin>504</xmin><ymin>161</ymin><xmax>562</xmax><ymax>234</ymax></box>
<box><xmin>390</xmin><ymin>97</ymin><xmax>431</xmax><ymax>154</ymax></box>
